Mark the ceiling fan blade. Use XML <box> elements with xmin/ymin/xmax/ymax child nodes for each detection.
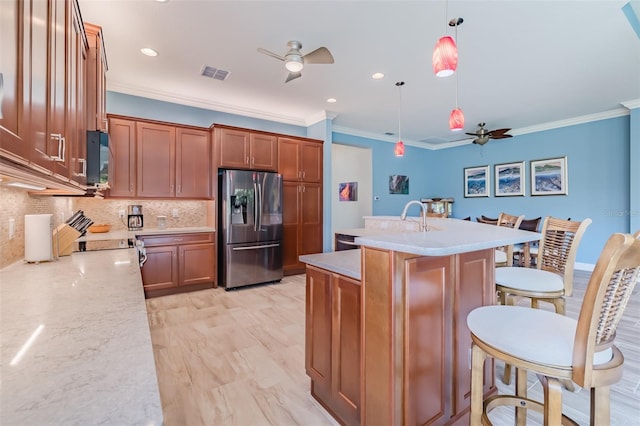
<box><xmin>285</xmin><ymin>72</ymin><xmax>302</xmax><ymax>83</ymax></box>
<box><xmin>489</xmin><ymin>128</ymin><xmax>512</xmax><ymax>139</ymax></box>
<box><xmin>464</xmin><ymin>132</ymin><xmax>479</xmax><ymax>136</ymax></box>
<box><xmin>257</xmin><ymin>48</ymin><xmax>285</xmax><ymax>61</ymax></box>
<box><xmin>492</xmin><ymin>134</ymin><xmax>513</xmax><ymax>139</ymax></box>
<box><xmin>303</xmin><ymin>47</ymin><xmax>334</xmax><ymax>64</ymax></box>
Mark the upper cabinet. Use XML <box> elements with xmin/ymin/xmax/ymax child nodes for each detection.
<box><xmin>85</xmin><ymin>23</ymin><xmax>108</xmax><ymax>132</ymax></box>
<box><xmin>0</xmin><ymin>0</ymin><xmax>100</xmax><ymax>190</ymax></box>
<box><xmin>107</xmin><ymin>115</ymin><xmax>211</xmax><ymax>199</ymax></box>
<box><xmin>278</xmin><ymin>137</ymin><xmax>323</xmax><ymax>183</ymax></box>
<box><xmin>214</xmin><ymin>126</ymin><xmax>278</xmax><ymax>171</ymax></box>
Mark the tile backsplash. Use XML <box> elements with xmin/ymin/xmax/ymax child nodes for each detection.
<box><xmin>0</xmin><ymin>186</ymin><xmax>213</xmax><ymax>269</ymax></box>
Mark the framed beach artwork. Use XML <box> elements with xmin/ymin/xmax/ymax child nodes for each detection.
<box><xmin>495</xmin><ymin>161</ymin><xmax>525</xmax><ymax>196</ymax></box>
<box><xmin>338</xmin><ymin>182</ymin><xmax>358</xmax><ymax>201</ymax></box>
<box><xmin>531</xmin><ymin>157</ymin><xmax>568</xmax><ymax>196</ymax></box>
<box><xmin>389</xmin><ymin>175</ymin><xmax>409</xmax><ymax>194</ymax></box>
<box><xmin>464</xmin><ymin>166</ymin><xmax>490</xmax><ymax>197</ymax></box>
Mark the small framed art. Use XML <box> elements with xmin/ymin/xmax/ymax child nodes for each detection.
<box><xmin>495</xmin><ymin>161</ymin><xmax>525</xmax><ymax>196</ymax></box>
<box><xmin>464</xmin><ymin>166</ymin><xmax>490</xmax><ymax>197</ymax></box>
<box><xmin>531</xmin><ymin>157</ymin><xmax>568</xmax><ymax>196</ymax></box>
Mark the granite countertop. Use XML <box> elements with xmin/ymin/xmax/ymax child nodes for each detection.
<box><xmin>299</xmin><ymin>249</ymin><xmax>361</xmax><ymax>280</ymax></box>
<box><xmin>0</xmin><ymin>250</ymin><xmax>163</xmax><ymax>425</ymax></box>
<box><xmin>356</xmin><ymin>218</ymin><xmax>540</xmax><ymax>256</ymax></box>
<box><xmin>77</xmin><ymin>226</ymin><xmax>215</xmax><ymax>242</ymax></box>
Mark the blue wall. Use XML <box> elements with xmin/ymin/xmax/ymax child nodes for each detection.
<box><xmin>107</xmin><ymin>91</ymin><xmax>634</xmax><ymax>265</ymax></box>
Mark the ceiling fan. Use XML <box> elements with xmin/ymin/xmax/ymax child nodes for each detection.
<box><xmin>466</xmin><ymin>122</ymin><xmax>513</xmax><ymax>145</ymax></box>
<box><xmin>258</xmin><ymin>40</ymin><xmax>334</xmax><ymax>83</ymax></box>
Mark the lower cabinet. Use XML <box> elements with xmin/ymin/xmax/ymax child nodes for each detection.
<box><xmin>305</xmin><ymin>265</ymin><xmax>361</xmax><ymax>426</ymax></box>
<box><xmin>139</xmin><ymin>232</ymin><xmax>216</xmax><ymax>297</ymax></box>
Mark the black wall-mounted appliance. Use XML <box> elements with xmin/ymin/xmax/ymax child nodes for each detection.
<box><xmin>86</xmin><ymin>130</ymin><xmax>109</xmax><ymax>186</ymax></box>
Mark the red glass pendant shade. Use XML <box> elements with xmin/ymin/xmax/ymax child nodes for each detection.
<box><xmin>394</xmin><ymin>141</ymin><xmax>405</xmax><ymax>157</ymax></box>
<box><xmin>433</xmin><ymin>36</ymin><xmax>458</xmax><ymax>77</ymax></box>
<box><xmin>449</xmin><ymin>108</ymin><xmax>464</xmax><ymax>131</ymax></box>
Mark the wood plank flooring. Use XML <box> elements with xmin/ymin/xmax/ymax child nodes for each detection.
<box><xmin>146</xmin><ymin>271</ymin><xmax>640</xmax><ymax>426</ymax></box>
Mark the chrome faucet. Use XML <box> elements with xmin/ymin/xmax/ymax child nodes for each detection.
<box><xmin>400</xmin><ymin>200</ymin><xmax>429</xmax><ymax>231</ymax></box>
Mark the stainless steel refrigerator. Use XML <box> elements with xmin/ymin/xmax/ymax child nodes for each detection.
<box><xmin>219</xmin><ymin>169</ymin><xmax>283</xmax><ymax>289</ymax></box>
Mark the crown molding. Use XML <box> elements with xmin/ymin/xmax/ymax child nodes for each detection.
<box><xmin>621</xmin><ymin>99</ymin><xmax>640</xmax><ymax>110</ymax></box>
<box><xmin>108</xmin><ymin>81</ymin><xmax>309</xmax><ymax>127</ymax></box>
<box><xmin>509</xmin><ymin>107</ymin><xmax>630</xmax><ymax>136</ymax></box>
<box><xmin>306</xmin><ymin>110</ymin><xmax>338</xmax><ymax>127</ymax></box>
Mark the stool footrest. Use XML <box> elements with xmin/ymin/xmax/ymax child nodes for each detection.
<box><xmin>483</xmin><ymin>394</ymin><xmax>579</xmax><ymax>426</ymax></box>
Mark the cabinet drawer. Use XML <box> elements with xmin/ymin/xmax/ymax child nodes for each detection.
<box><xmin>139</xmin><ymin>232</ymin><xmax>214</xmax><ymax>247</ymax></box>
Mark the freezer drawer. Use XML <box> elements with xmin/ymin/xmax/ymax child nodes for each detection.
<box><xmin>223</xmin><ymin>241</ymin><xmax>283</xmax><ymax>289</ymax></box>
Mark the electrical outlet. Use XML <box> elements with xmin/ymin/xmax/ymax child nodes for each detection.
<box><xmin>9</xmin><ymin>218</ymin><xmax>16</xmax><ymax>239</ymax></box>
<box><xmin>172</xmin><ymin>208</ymin><xmax>179</xmax><ymax>218</ymax></box>
<box><xmin>118</xmin><ymin>210</ymin><xmax>125</xmax><ymax>219</ymax></box>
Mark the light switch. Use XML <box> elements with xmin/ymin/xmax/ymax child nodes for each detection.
<box><xmin>172</xmin><ymin>208</ymin><xmax>179</xmax><ymax>218</ymax></box>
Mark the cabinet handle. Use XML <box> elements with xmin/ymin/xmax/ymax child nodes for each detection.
<box><xmin>103</xmin><ymin>118</ymin><xmax>108</xmax><ymax>132</ymax></box>
<box><xmin>302</xmin><ymin>171</ymin><xmax>306</xmax><ymax>179</ymax></box>
<box><xmin>246</xmin><ymin>156</ymin><xmax>249</xmax><ymax>164</ymax></box>
<box><xmin>170</xmin><ymin>184</ymin><xmax>174</xmax><ymax>194</ymax></box>
<box><xmin>177</xmin><ymin>184</ymin><xmax>181</xmax><ymax>194</ymax></box>
<box><xmin>251</xmin><ymin>157</ymin><xmax>255</xmax><ymax>165</ymax></box>
<box><xmin>78</xmin><ymin>158</ymin><xmax>86</xmax><ymax>177</ymax></box>
<box><xmin>302</xmin><ymin>185</ymin><xmax>306</xmax><ymax>193</ymax></box>
<box><xmin>130</xmin><ymin>184</ymin><xmax>134</xmax><ymax>193</ymax></box>
<box><xmin>50</xmin><ymin>134</ymin><xmax>65</xmax><ymax>162</ymax></box>
<box><xmin>173</xmin><ymin>238</ymin><xmax>183</xmax><ymax>242</ymax></box>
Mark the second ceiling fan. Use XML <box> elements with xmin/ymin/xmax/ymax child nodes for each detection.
<box><xmin>258</xmin><ymin>40</ymin><xmax>334</xmax><ymax>83</ymax></box>
<box><xmin>466</xmin><ymin>122</ymin><xmax>513</xmax><ymax>145</ymax></box>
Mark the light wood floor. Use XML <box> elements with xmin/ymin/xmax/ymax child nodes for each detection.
<box><xmin>146</xmin><ymin>271</ymin><xmax>640</xmax><ymax>426</ymax></box>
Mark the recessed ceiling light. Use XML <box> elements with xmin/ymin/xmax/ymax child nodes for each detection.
<box><xmin>154</xmin><ymin>0</ymin><xmax>169</xmax><ymax>2</ymax></box>
<box><xmin>140</xmin><ymin>47</ymin><xmax>158</xmax><ymax>57</ymax></box>
<box><xmin>372</xmin><ymin>72</ymin><xmax>385</xmax><ymax>80</ymax></box>
<box><xmin>327</xmin><ymin>98</ymin><xmax>337</xmax><ymax>103</ymax></box>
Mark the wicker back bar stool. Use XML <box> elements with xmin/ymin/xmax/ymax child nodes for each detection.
<box><xmin>468</xmin><ymin>231</ymin><xmax>640</xmax><ymax>425</ymax></box>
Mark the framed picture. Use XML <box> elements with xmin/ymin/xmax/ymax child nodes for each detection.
<box><xmin>464</xmin><ymin>166</ymin><xmax>490</xmax><ymax>197</ymax></box>
<box><xmin>531</xmin><ymin>156</ymin><xmax>568</xmax><ymax>196</ymax></box>
<box><xmin>338</xmin><ymin>182</ymin><xmax>358</xmax><ymax>201</ymax></box>
<box><xmin>389</xmin><ymin>175</ymin><xmax>409</xmax><ymax>194</ymax></box>
<box><xmin>495</xmin><ymin>161</ymin><xmax>525</xmax><ymax>196</ymax></box>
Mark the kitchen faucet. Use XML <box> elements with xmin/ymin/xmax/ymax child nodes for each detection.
<box><xmin>400</xmin><ymin>200</ymin><xmax>429</xmax><ymax>232</ymax></box>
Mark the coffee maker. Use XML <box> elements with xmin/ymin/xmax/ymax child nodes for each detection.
<box><xmin>127</xmin><ymin>205</ymin><xmax>143</xmax><ymax>231</ymax></box>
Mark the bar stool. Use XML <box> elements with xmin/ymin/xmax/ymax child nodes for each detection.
<box><xmin>494</xmin><ymin>213</ymin><xmax>525</xmax><ymax>267</ymax></box>
<box><xmin>468</xmin><ymin>231</ymin><xmax>640</xmax><ymax>425</ymax></box>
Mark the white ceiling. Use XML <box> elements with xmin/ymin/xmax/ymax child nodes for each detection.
<box><xmin>78</xmin><ymin>0</ymin><xmax>640</xmax><ymax>149</ymax></box>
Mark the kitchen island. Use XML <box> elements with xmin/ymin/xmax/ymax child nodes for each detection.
<box><xmin>0</xmin><ymin>249</ymin><xmax>163</xmax><ymax>425</ymax></box>
<box><xmin>301</xmin><ymin>218</ymin><xmax>540</xmax><ymax>426</ymax></box>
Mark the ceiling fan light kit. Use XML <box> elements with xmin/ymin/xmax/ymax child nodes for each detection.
<box><xmin>284</xmin><ymin>55</ymin><xmax>304</xmax><ymax>72</ymax></box>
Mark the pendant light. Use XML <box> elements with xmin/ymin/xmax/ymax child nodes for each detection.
<box><xmin>394</xmin><ymin>81</ymin><xmax>405</xmax><ymax>157</ymax></box>
<box><xmin>449</xmin><ymin>18</ymin><xmax>464</xmax><ymax>131</ymax></box>
<box><xmin>433</xmin><ymin>2</ymin><xmax>459</xmax><ymax>77</ymax></box>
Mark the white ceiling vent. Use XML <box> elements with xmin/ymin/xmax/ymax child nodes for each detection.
<box><xmin>200</xmin><ymin>65</ymin><xmax>230</xmax><ymax>81</ymax></box>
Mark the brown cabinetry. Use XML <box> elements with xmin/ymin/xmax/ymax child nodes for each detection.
<box><xmin>306</xmin><ymin>265</ymin><xmax>361</xmax><ymax>426</ymax></box>
<box><xmin>85</xmin><ymin>23</ymin><xmax>108</xmax><ymax>132</ymax></box>
<box><xmin>139</xmin><ymin>232</ymin><xmax>216</xmax><ymax>297</ymax></box>
<box><xmin>280</xmin><ymin>137</ymin><xmax>323</xmax><ymax>275</ymax></box>
<box><xmin>107</xmin><ymin>115</ymin><xmax>211</xmax><ymax>199</ymax></box>
<box><xmin>0</xmin><ymin>0</ymin><xmax>96</xmax><ymax>190</ymax></box>
<box><xmin>214</xmin><ymin>126</ymin><xmax>278</xmax><ymax>171</ymax></box>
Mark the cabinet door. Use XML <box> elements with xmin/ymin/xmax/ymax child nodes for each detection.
<box><xmin>282</xmin><ymin>181</ymin><xmax>301</xmax><ymax>274</ymax></box>
<box><xmin>332</xmin><ymin>274</ymin><xmax>361</xmax><ymax>426</ymax></box>
<box><xmin>278</xmin><ymin>137</ymin><xmax>301</xmax><ymax>180</ymax></box>
<box><xmin>300</xmin><ymin>141</ymin><xmax>323</xmax><ymax>183</ymax></box>
<box><xmin>85</xmin><ymin>23</ymin><xmax>107</xmax><ymax>132</ymax></box>
<box><xmin>217</xmin><ymin>127</ymin><xmax>249</xmax><ymax>168</ymax></box>
<box><xmin>107</xmin><ymin>117</ymin><xmax>136</xmax><ymax>197</ymax></box>
<box><xmin>50</xmin><ymin>0</ymin><xmax>71</xmax><ymax>180</ymax></box>
<box><xmin>249</xmin><ymin>132</ymin><xmax>278</xmax><ymax>171</ymax></box>
<box><xmin>68</xmin><ymin>3</ymin><xmax>87</xmax><ymax>185</ymax></box>
<box><xmin>179</xmin><ymin>243</ymin><xmax>215</xmax><ymax>286</ymax></box>
<box><xmin>141</xmin><ymin>245</ymin><xmax>179</xmax><ymax>290</ymax></box>
<box><xmin>305</xmin><ymin>266</ymin><xmax>332</xmax><ymax>404</ymax></box>
<box><xmin>0</xmin><ymin>0</ymin><xmax>28</xmax><ymax>161</ymax></box>
<box><xmin>26</xmin><ymin>0</ymin><xmax>53</xmax><ymax>173</ymax></box>
<box><xmin>136</xmin><ymin>121</ymin><xmax>175</xmax><ymax>197</ymax></box>
<box><xmin>176</xmin><ymin>128</ymin><xmax>211</xmax><ymax>199</ymax></box>
<box><xmin>300</xmin><ymin>183</ymin><xmax>323</xmax><ymax>257</ymax></box>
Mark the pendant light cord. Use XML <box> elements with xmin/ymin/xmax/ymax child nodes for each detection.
<box><xmin>455</xmin><ymin>23</ymin><xmax>459</xmax><ymax>108</ymax></box>
<box><xmin>396</xmin><ymin>81</ymin><xmax>404</xmax><ymax>141</ymax></box>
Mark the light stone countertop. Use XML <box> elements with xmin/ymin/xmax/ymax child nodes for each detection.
<box><xmin>77</xmin><ymin>226</ymin><xmax>215</xmax><ymax>242</ymax></box>
<box><xmin>0</xmin><ymin>249</ymin><xmax>163</xmax><ymax>425</ymax></box>
<box><xmin>355</xmin><ymin>218</ymin><xmax>540</xmax><ymax>256</ymax></box>
<box><xmin>299</xmin><ymin>249</ymin><xmax>361</xmax><ymax>280</ymax></box>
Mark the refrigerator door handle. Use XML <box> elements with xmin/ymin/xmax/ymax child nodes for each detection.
<box><xmin>232</xmin><ymin>243</ymin><xmax>280</xmax><ymax>251</ymax></box>
<box><xmin>253</xmin><ymin>181</ymin><xmax>259</xmax><ymax>232</ymax></box>
<box><xmin>257</xmin><ymin>181</ymin><xmax>263</xmax><ymax>231</ymax></box>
